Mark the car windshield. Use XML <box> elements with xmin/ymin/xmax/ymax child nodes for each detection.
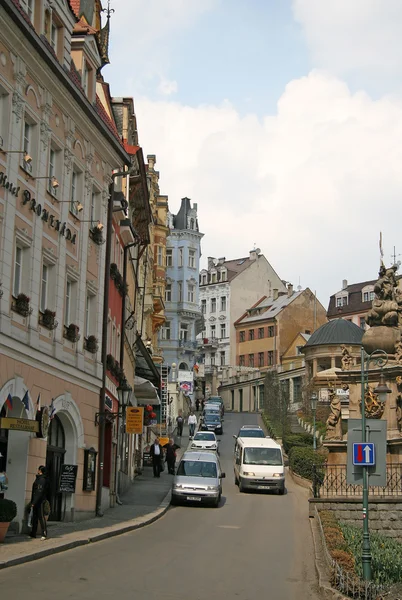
<box><xmin>205</xmin><ymin>409</ymin><xmax>220</xmax><ymax>414</ymax></box>
<box><xmin>239</xmin><ymin>430</ymin><xmax>265</xmax><ymax>438</ymax></box>
<box><xmin>243</xmin><ymin>448</ymin><xmax>282</xmax><ymax>466</ymax></box>
<box><xmin>194</xmin><ymin>433</ymin><xmax>215</xmax><ymax>441</ymax></box>
<box><xmin>177</xmin><ymin>460</ymin><xmax>218</xmax><ymax>478</ymax></box>
<box><xmin>205</xmin><ymin>415</ymin><xmax>220</xmax><ymax>422</ymax></box>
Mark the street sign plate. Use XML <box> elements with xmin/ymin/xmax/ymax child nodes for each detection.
<box><xmin>353</xmin><ymin>442</ymin><xmax>375</xmax><ymax>466</ymax></box>
<box><xmin>347</xmin><ymin>419</ymin><xmax>387</xmax><ymax>486</ymax></box>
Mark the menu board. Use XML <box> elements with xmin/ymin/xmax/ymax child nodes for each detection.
<box><xmin>58</xmin><ymin>464</ymin><xmax>78</xmax><ymax>493</ymax></box>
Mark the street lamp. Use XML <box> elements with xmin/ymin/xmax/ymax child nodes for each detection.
<box><xmin>311</xmin><ymin>392</ymin><xmax>318</xmax><ymax>450</ymax></box>
<box><xmin>116</xmin><ymin>380</ymin><xmax>132</xmax><ymax>500</ymax></box>
<box><xmin>117</xmin><ymin>381</ymin><xmax>132</xmax><ymax>410</ymax></box>
<box><xmin>360</xmin><ymin>347</ymin><xmax>391</xmax><ymax>581</ymax></box>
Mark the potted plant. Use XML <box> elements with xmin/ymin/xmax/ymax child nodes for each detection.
<box><xmin>106</xmin><ymin>353</ymin><xmax>115</xmax><ymax>372</ymax></box>
<box><xmin>65</xmin><ymin>323</ymin><xmax>80</xmax><ymax>342</ymax></box>
<box><xmin>41</xmin><ymin>308</ymin><xmax>58</xmax><ymax>330</ymax></box>
<box><xmin>90</xmin><ymin>226</ymin><xmax>104</xmax><ymax>245</ymax></box>
<box><xmin>0</xmin><ymin>498</ymin><xmax>17</xmax><ymax>543</ymax></box>
<box><xmin>110</xmin><ymin>263</ymin><xmax>119</xmax><ymax>281</ymax></box>
<box><xmin>14</xmin><ymin>293</ymin><xmax>33</xmax><ymax>317</ymax></box>
<box><xmin>85</xmin><ymin>335</ymin><xmax>98</xmax><ymax>353</ymax></box>
<box><xmin>118</xmin><ymin>281</ymin><xmax>129</xmax><ymax>297</ymax></box>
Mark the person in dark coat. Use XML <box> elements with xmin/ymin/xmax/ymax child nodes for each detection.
<box><xmin>30</xmin><ymin>465</ymin><xmax>49</xmax><ymax>540</ymax></box>
<box><xmin>150</xmin><ymin>438</ymin><xmax>163</xmax><ymax>478</ymax></box>
<box><xmin>164</xmin><ymin>438</ymin><xmax>178</xmax><ymax>474</ymax></box>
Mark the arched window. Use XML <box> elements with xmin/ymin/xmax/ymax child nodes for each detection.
<box><xmin>179</xmin><ymin>362</ymin><xmax>188</xmax><ymax>370</ymax></box>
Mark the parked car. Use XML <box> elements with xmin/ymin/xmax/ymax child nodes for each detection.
<box><xmin>190</xmin><ymin>431</ymin><xmax>220</xmax><ymax>453</ymax></box>
<box><xmin>171</xmin><ymin>450</ymin><xmax>225</xmax><ymax>507</ymax></box>
<box><xmin>200</xmin><ymin>413</ymin><xmax>223</xmax><ymax>435</ymax></box>
<box><xmin>202</xmin><ymin>405</ymin><xmax>221</xmax><ymax>419</ymax></box>
<box><xmin>205</xmin><ymin>399</ymin><xmax>224</xmax><ymax>417</ymax></box>
<box><xmin>206</xmin><ymin>396</ymin><xmax>225</xmax><ymax>415</ymax></box>
<box><xmin>233</xmin><ymin>425</ymin><xmax>266</xmax><ymax>440</ymax></box>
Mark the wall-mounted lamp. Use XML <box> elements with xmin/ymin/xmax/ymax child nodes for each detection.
<box><xmin>34</xmin><ymin>176</ymin><xmax>59</xmax><ymax>189</ymax></box>
<box><xmin>0</xmin><ymin>136</ymin><xmax>32</xmax><ymax>164</ymax></box>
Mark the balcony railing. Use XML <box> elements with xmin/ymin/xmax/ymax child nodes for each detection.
<box><xmin>179</xmin><ymin>339</ymin><xmax>198</xmax><ymax>349</ymax></box>
<box><xmin>312</xmin><ymin>463</ymin><xmax>402</xmax><ymax>498</ymax></box>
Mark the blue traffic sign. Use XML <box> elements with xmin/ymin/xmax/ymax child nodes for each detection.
<box><xmin>353</xmin><ymin>442</ymin><xmax>375</xmax><ymax>466</ymax></box>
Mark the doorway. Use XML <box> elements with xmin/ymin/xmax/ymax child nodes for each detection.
<box><xmin>239</xmin><ymin>389</ymin><xmax>243</xmax><ymax>412</ymax></box>
<box><xmin>46</xmin><ymin>416</ymin><xmax>65</xmax><ymax>521</ymax></box>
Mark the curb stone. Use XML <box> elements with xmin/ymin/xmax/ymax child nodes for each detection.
<box><xmin>0</xmin><ymin>435</ymin><xmax>193</xmax><ymax>570</ymax></box>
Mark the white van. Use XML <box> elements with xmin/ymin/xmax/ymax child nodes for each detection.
<box><xmin>234</xmin><ymin>437</ymin><xmax>285</xmax><ymax>495</ymax></box>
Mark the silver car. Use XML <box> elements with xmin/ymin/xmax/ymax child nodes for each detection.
<box><xmin>190</xmin><ymin>431</ymin><xmax>220</xmax><ymax>454</ymax></box>
<box><xmin>171</xmin><ymin>450</ymin><xmax>225</xmax><ymax>507</ymax></box>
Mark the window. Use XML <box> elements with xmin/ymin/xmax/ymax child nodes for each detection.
<box><xmin>188</xmin><ymin>284</ymin><xmax>195</xmax><ymax>303</ymax></box>
<box><xmin>85</xmin><ymin>294</ymin><xmax>92</xmax><ymax>338</ymax></box>
<box><xmin>22</xmin><ymin>120</ymin><xmax>33</xmax><ymax>173</ymax></box>
<box><xmin>360</xmin><ymin>317</ymin><xmax>366</xmax><ymax>329</ymax></box>
<box><xmin>258</xmin><ymin>327</ymin><xmax>264</xmax><ymax>339</ymax></box>
<box><xmin>40</xmin><ymin>263</ymin><xmax>48</xmax><ymax>313</ymax></box>
<box><xmin>189</xmin><ymin>218</ymin><xmax>195</xmax><ymax>230</ymax></box>
<box><xmin>336</xmin><ymin>296</ymin><xmax>348</xmax><ymax>307</ymax></box>
<box><xmin>363</xmin><ymin>291</ymin><xmax>375</xmax><ymax>302</ymax></box>
<box><xmin>90</xmin><ymin>190</ymin><xmax>98</xmax><ymax>225</ymax></box>
<box><xmin>201</xmin><ymin>274</ymin><xmax>207</xmax><ymax>285</ymax></box>
<box><xmin>201</xmin><ymin>299</ymin><xmax>206</xmax><ymax>314</ymax></box>
<box><xmin>165</xmin><ymin>283</ymin><xmax>172</xmax><ymax>302</ymax></box>
<box><xmin>221</xmin><ymin>270</ymin><xmax>226</xmax><ymax>282</ymax></box>
<box><xmin>211</xmin><ymin>273</ymin><xmax>217</xmax><ymax>283</ymax></box>
<box><xmin>65</xmin><ymin>280</ymin><xmax>72</xmax><ymax>324</ymax></box>
<box><xmin>249</xmin><ymin>354</ymin><xmax>254</xmax><ymax>368</ymax></box>
<box><xmin>162</xmin><ymin>321</ymin><xmax>171</xmax><ymax>340</ymax></box>
<box><xmin>179</xmin><ymin>323</ymin><xmax>188</xmax><ymax>341</ymax></box>
<box><xmin>268</xmin><ymin>351</ymin><xmax>274</xmax><ymax>366</ymax></box>
<box><xmin>50</xmin><ymin>21</ymin><xmax>58</xmax><ymax>52</ymax></box>
<box><xmin>239</xmin><ymin>331</ymin><xmax>245</xmax><ymax>342</ymax></box>
<box><xmin>210</xmin><ymin>324</ymin><xmax>216</xmax><ymax>338</ymax></box>
<box><xmin>220</xmin><ymin>296</ymin><xmax>226</xmax><ymax>312</ymax></box>
<box><xmin>249</xmin><ymin>329</ymin><xmax>255</xmax><ymax>341</ymax></box>
<box><xmin>166</xmin><ymin>248</ymin><xmax>173</xmax><ymax>267</ymax></box>
<box><xmin>211</xmin><ymin>298</ymin><xmax>216</xmax><ymax>312</ymax></box>
<box><xmin>220</xmin><ymin>323</ymin><xmax>226</xmax><ymax>338</ymax></box>
<box><xmin>296</xmin><ymin>346</ymin><xmax>304</xmax><ymax>355</ymax></box>
<box><xmin>178</xmin><ymin>281</ymin><xmax>182</xmax><ymax>302</ymax></box>
<box><xmin>211</xmin><ymin>353</ymin><xmax>216</xmax><ymax>366</ymax></box>
<box><xmin>188</xmin><ymin>249</ymin><xmax>196</xmax><ymax>268</ymax></box>
<box><xmin>178</xmin><ymin>248</ymin><xmax>183</xmax><ymax>267</ymax></box>
<box><xmin>258</xmin><ymin>352</ymin><xmax>264</xmax><ymax>367</ymax></box>
<box><xmin>71</xmin><ymin>170</ymin><xmax>79</xmax><ymax>214</ymax></box>
<box><xmin>13</xmin><ymin>245</ymin><xmax>23</xmax><ymax>297</ymax></box>
<box><xmin>268</xmin><ymin>326</ymin><xmax>275</xmax><ymax>337</ymax></box>
<box><xmin>220</xmin><ymin>351</ymin><xmax>225</xmax><ymax>366</ymax></box>
<box><xmin>239</xmin><ymin>355</ymin><xmax>245</xmax><ymax>366</ymax></box>
<box><xmin>82</xmin><ymin>60</ymin><xmax>89</xmax><ymax>95</ymax></box>
<box><xmin>48</xmin><ymin>146</ymin><xmax>59</xmax><ymax>196</ymax></box>
<box><xmin>21</xmin><ymin>0</ymin><xmax>34</xmax><ymax>20</ymax></box>
<box><xmin>157</xmin><ymin>246</ymin><xmax>163</xmax><ymax>266</ymax></box>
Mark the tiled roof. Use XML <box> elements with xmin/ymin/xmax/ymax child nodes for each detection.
<box><xmin>304</xmin><ymin>318</ymin><xmax>363</xmax><ymax>348</ymax></box>
<box><xmin>10</xmin><ymin>0</ymin><xmax>35</xmax><ymax>28</ymax></box>
<box><xmin>70</xmin><ymin>0</ymin><xmax>81</xmax><ymax>17</ymax></box>
<box><xmin>237</xmin><ymin>291</ymin><xmax>303</xmax><ymax>324</ymax></box>
<box><xmin>327</xmin><ymin>278</ymin><xmax>377</xmax><ymax>317</ymax></box>
<box><xmin>74</xmin><ymin>17</ymin><xmax>98</xmax><ymax>35</ymax></box>
<box><xmin>124</xmin><ymin>143</ymin><xmax>140</xmax><ymax>155</ymax></box>
<box><xmin>223</xmin><ymin>257</ymin><xmax>254</xmax><ymax>282</ymax></box>
<box><xmin>95</xmin><ymin>95</ymin><xmax>122</xmax><ymax>144</ymax></box>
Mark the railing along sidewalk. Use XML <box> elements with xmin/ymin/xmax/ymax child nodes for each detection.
<box><xmin>312</xmin><ymin>463</ymin><xmax>402</xmax><ymax>498</ymax></box>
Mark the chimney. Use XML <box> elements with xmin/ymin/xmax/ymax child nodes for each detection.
<box><xmin>147</xmin><ymin>155</ymin><xmax>156</xmax><ymax>170</ymax></box>
<box><xmin>273</xmin><ymin>288</ymin><xmax>279</xmax><ymax>300</ymax></box>
<box><xmin>287</xmin><ymin>283</ymin><xmax>293</xmax><ymax>297</ymax></box>
<box><xmin>342</xmin><ymin>279</ymin><xmax>348</xmax><ymax>290</ymax></box>
<box><xmin>193</xmin><ymin>202</ymin><xmax>198</xmax><ymax>212</ymax></box>
<box><xmin>218</xmin><ymin>257</ymin><xmax>226</xmax><ymax>265</ymax></box>
<box><xmin>208</xmin><ymin>257</ymin><xmax>216</xmax><ymax>270</ymax></box>
<box><xmin>249</xmin><ymin>247</ymin><xmax>260</xmax><ymax>261</ymax></box>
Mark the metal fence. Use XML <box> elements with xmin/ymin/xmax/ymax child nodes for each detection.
<box><xmin>315</xmin><ymin>507</ymin><xmax>385</xmax><ymax>600</ymax></box>
<box><xmin>312</xmin><ymin>464</ymin><xmax>402</xmax><ymax>498</ymax></box>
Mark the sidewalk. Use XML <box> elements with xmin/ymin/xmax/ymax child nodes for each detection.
<box><xmin>0</xmin><ymin>425</ymin><xmax>193</xmax><ymax>570</ymax></box>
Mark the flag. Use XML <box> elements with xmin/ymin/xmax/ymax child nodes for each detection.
<box><xmin>22</xmin><ymin>391</ymin><xmax>29</xmax><ymax>412</ymax></box>
<box><xmin>5</xmin><ymin>394</ymin><xmax>13</xmax><ymax>411</ymax></box>
<box><xmin>49</xmin><ymin>398</ymin><xmax>56</xmax><ymax>420</ymax></box>
<box><xmin>36</xmin><ymin>393</ymin><xmax>41</xmax><ymax>413</ymax></box>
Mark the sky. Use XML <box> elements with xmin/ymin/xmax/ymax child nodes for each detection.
<box><xmin>105</xmin><ymin>0</ymin><xmax>402</xmax><ymax>307</ymax></box>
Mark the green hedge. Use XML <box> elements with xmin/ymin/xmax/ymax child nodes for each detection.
<box><xmin>282</xmin><ymin>433</ymin><xmax>313</xmax><ymax>455</ymax></box>
<box><xmin>261</xmin><ymin>413</ymin><xmax>284</xmax><ymax>439</ymax></box>
<box><xmin>340</xmin><ymin>523</ymin><xmax>402</xmax><ymax>586</ymax></box>
<box><xmin>288</xmin><ymin>445</ymin><xmax>326</xmax><ymax>480</ymax></box>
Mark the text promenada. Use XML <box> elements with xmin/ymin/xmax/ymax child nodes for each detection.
<box><xmin>22</xmin><ymin>190</ymin><xmax>77</xmax><ymax>245</ymax></box>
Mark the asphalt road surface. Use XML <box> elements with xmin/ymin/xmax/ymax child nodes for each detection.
<box><xmin>1</xmin><ymin>413</ymin><xmax>321</xmax><ymax>600</ymax></box>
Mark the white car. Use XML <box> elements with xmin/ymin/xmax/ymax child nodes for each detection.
<box><xmin>190</xmin><ymin>431</ymin><xmax>219</xmax><ymax>453</ymax></box>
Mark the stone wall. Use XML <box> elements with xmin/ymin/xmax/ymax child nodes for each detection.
<box><xmin>310</xmin><ymin>498</ymin><xmax>402</xmax><ymax>540</ymax></box>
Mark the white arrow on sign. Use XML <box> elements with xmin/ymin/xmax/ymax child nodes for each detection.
<box><xmin>364</xmin><ymin>445</ymin><xmax>372</xmax><ymax>462</ymax></box>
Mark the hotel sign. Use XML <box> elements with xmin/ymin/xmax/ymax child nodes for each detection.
<box><xmin>0</xmin><ymin>417</ymin><xmax>39</xmax><ymax>433</ymax></box>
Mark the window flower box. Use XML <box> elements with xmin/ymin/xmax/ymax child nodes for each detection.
<box><xmin>85</xmin><ymin>335</ymin><xmax>98</xmax><ymax>353</ymax></box>
<box><xmin>64</xmin><ymin>323</ymin><xmax>80</xmax><ymax>343</ymax></box>
<box><xmin>13</xmin><ymin>293</ymin><xmax>33</xmax><ymax>317</ymax></box>
<box><xmin>40</xmin><ymin>309</ymin><xmax>58</xmax><ymax>330</ymax></box>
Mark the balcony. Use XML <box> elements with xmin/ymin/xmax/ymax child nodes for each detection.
<box><xmin>179</xmin><ymin>339</ymin><xmax>198</xmax><ymax>350</ymax></box>
<box><xmin>198</xmin><ymin>337</ymin><xmax>219</xmax><ymax>349</ymax></box>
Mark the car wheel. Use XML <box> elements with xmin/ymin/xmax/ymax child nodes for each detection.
<box><xmin>170</xmin><ymin>495</ymin><xmax>178</xmax><ymax>506</ymax></box>
<box><xmin>239</xmin><ymin>477</ymin><xmax>245</xmax><ymax>493</ymax></box>
<box><xmin>213</xmin><ymin>494</ymin><xmax>221</xmax><ymax>508</ymax></box>
<box><xmin>278</xmin><ymin>485</ymin><xmax>285</xmax><ymax>496</ymax></box>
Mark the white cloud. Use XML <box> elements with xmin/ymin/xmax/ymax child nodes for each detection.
<box><xmin>135</xmin><ymin>70</ymin><xmax>402</xmax><ymax>304</ymax></box>
<box><xmin>292</xmin><ymin>0</ymin><xmax>402</xmax><ymax>78</ymax></box>
<box><xmin>157</xmin><ymin>77</ymin><xmax>178</xmax><ymax>96</ymax></box>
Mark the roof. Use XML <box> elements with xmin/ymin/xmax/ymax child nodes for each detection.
<box><xmin>301</xmin><ymin>333</ymin><xmax>311</xmax><ymax>342</ymax></box>
<box><xmin>223</xmin><ymin>256</ymin><xmax>255</xmax><ymax>282</ymax></box>
<box><xmin>236</xmin><ymin>438</ymin><xmax>281</xmax><ymax>449</ymax></box>
<box><xmin>182</xmin><ymin>451</ymin><xmax>219</xmax><ymax>462</ymax></box>
<box><xmin>304</xmin><ymin>318</ymin><xmax>364</xmax><ymax>348</ymax></box>
<box><xmin>237</xmin><ymin>291</ymin><xmax>303</xmax><ymax>324</ymax></box>
<box><xmin>70</xmin><ymin>0</ymin><xmax>80</xmax><ymax>17</ymax></box>
<box><xmin>173</xmin><ymin>197</ymin><xmax>199</xmax><ymax>231</ymax></box>
<box><xmin>327</xmin><ymin>278</ymin><xmax>376</xmax><ymax>317</ymax></box>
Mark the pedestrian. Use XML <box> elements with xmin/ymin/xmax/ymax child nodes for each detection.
<box><xmin>195</xmin><ymin>398</ymin><xmax>200</xmax><ymax>412</ymax></box>
<box><xmin>164</xmin><ymin>438</ymin><xmax>177</xmax><ymax>474</ymax></box>
<box><xmin>150</xmin><ymin>437</ymin><xmax>163</xmax><ymax>478</ymax></box>
<box><xmin>29</xmin><ymin>465</ymin><xmax>49</xmax><ymax>540</ymax></box>
<box><xmin>176</xmin><ymin>413</ymin><xmax>184</xmax><ymax>437</ymax></box>
<box><xmin>188</xmin><ymin>411</ymin><xmax>197</xmax><ymax>439</ymax></box>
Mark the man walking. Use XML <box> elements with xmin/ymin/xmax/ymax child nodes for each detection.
<box><xmin>30</xmin><ymin>465</ymin><xmax>49</xmax><ymax>540</ymax></box>
<box><xmin>165</xmin><ymin>438</ymin><xmax>177</xmax><ymax>474</ymax></box>
<box><xmin>150</xmin><ymin>437</ymin><xmax>163</xmax><ymax>478</ymax></box>
<box><xmin>176</xmin><ymin>413</ymin><xmax>184</xmax><ymax>437</ymax></box>
<box><xmin>188</xmin><ymin>411</ymin><xmax>197</xmax><ymax>439</ymax></box>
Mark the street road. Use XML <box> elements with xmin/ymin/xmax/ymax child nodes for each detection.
<box><xmin>1</xmin><ymin>413</ymin><xmax>321</xmax><ymax>599</ymax></box>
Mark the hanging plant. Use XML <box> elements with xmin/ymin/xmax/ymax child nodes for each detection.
<box><xmin>85</xmin><ymin>335</ymin><xmax>98</xmax><ymax>353</ymax></box>
<box><xmin>89</xmin><ymin>226</ymin><xmax>105</xmax><ymax>246</ymax></box>
<box><xmin>65</xmin><ymin>323</ymin><xmax>80</xmax><ymax>342</ymax></box>
<box><xmin>41</xmin><ymin>308</ymin><xmax>58</xmax><ymax>330</ymax></box>
<box><xmin>14</xmin><ymin>293</ymin><xmax>33</xmax><ymax>317</ymax></box>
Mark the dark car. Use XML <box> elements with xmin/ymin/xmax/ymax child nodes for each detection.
<box><xmin>206</xmin><ymin>396</ymin><xmax>225</xmax><ymax>416</ymax></box>
<box><xmin>201</xmin><ymin>413</ymin><xmax>223</xmax><ymax>435</ymax></box>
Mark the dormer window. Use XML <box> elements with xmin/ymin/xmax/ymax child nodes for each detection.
<box><xmin>82</xmin><ymin>60</ymin><xmax>89</xmax><ymax>95</ymax></box>
<box><xmin>211</xmin><ymin>272</ymin><xmax>217</xmax><ymax>283</ymax></box>
<box><xmin>221</xmin><ymin>269</ymin><xmax>226</xmax><ymax>281</ymax></box>
<box><xmin>336</xmin><ymin>295</ymin><xmax>348</xmax><ymax>307</ymax></box>
<box><xmin>44</xmin><ymin>8</ymin><xmax>62</xmax><ymax>59</ymax></box>
<box><xmin>362</xmin><ymin>287</ymin><xmax>375</xmax><ymax>303</ymax></box>
<box><xmin>21</xmin><ymin>0</ymin><xmax>34</xmax><ymax>21</ymax></box>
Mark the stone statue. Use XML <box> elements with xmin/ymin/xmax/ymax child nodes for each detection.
<box><xmin>367</xmin><ymin>263</ymin><xmax>399</xmax><ymax>327</ymax></box>
<box><xmin>395</xmin><ymin>340</ymin><xmax>402</xmax><ymax>365</ymax></box>
<box><xmin>363</xmin><ymin>386</ymin><xmax>385</xmax><ymax>419</ymax></box>
<box><xmin>325</xmin><ymin>388</ymin><xmax>343</xmax><ymax>440</ymax></box>
<box><xmin>340</xmin><ymin>345</ymin><xmax>353</xmax><ymax>371</ymax></box>
<box><xmin>396</xmin><ymin>377</ymin><xmax>402</xmax><ymax>432</ymax></box>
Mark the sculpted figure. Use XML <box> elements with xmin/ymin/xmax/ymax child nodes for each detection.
<box><xmin>325</xmin><ymin>388</ymin><xmax>343</xmax><ymax>440</ymax></box>
<box><xmin>340</xmin><ymin>345</ymin><xmax>353</xmax><ymax>371</ymax></box>
<box><xmin>364</xmin><ymin>386</ymin><xmax>385</xmax><ymax>419</ymax></box>
<box><xmin>367</xmin><ymin>263</ymin><xmax>399</xmax><ymax>327</ymax></box>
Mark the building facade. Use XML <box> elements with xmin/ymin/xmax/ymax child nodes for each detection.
<box><xmin>0</xmin><ymin>0</ymin><xmax>130</xmax><ymax>529</ymax></box>
<box><xmin>327</xmin><ymin>278</ymin><xmax>377</xmax><ymax>329</ymax></box>
<box><xmin>159</xmin><ymin>197</ymin><xmax>203</xmax><ymax>397</ymax></box>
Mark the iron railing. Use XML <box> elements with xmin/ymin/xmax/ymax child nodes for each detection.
<box><xmin>312</xmin><ymin>464</ymin><xmax>402</xmax><ymax>498</ymax></box>
<box><xmin>315</xmin><ymin>507</ymin><xmax>385</xmax><ymax>600</ymax></box>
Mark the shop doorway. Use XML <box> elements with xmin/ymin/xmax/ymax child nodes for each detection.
<box><xmin>46</xmin><ymin>416</ymin><xmax>66</xmax><ymax>521</ymax></box>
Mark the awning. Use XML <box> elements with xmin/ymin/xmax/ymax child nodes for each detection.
<box><xmin>134</xmin><ymin>376</ymin><xmax>161</xmax><ymax>405</ymax></box>
<box><xmin>135</xmin><ymin>333</ymin><xmax>161</xmax><ymax>388</ymax></box>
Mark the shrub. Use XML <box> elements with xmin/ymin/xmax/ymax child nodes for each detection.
<box><xmin>0</xmin><ymin>498</ymin><xmax>17</xmax><ymax>522</ymax></box>
<box><xmin>288</xmin><ymin>445</ymin><xmax>326</xmax><ymax>480</ymax></box>
<box><xmin>282</xmin><ymin>433</ymin><xmax>313</xmax><ymax>454</ymax></box>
